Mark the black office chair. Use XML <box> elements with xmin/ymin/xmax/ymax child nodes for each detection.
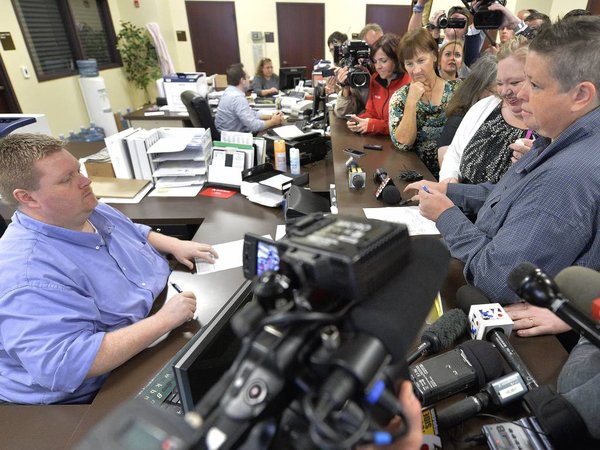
<box><xmin>180</xmin><ymin>90</ymin><xmax>220</xmax><ymax>141</ymax></box>
<box><xmin>0</xmin><ymin>214</ymin><xmax>7</xmax><ymax>238</ymax></box>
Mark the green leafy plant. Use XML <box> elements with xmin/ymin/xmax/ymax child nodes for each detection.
<box><xmin>116</xmin><ymin>21</ymin><xmax>161</xmax><ymax>102</ymax></box>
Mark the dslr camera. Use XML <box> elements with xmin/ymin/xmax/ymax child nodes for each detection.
<box><xmin>465</xmin><ymin>0</ymin><xmax>507</xmax><ymax>29</ymax></box>
<box><xmin>334</xmin><ymin>40</ymin><xmax>371</xmax><ymax>88</ymax></box>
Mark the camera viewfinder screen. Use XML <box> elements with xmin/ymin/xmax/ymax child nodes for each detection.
<box><xmin>257</xmin><ymin>241</ymin><xmax>279</xmax><ymax>276</ymax></box>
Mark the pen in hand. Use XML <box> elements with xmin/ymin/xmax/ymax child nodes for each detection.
<box><xmin>422</xmin><ymin>185</ymin><xmax>431</xmax><ymax>194</ymax></box>
<box><xmin>170</xmin><ymin>282</ymin><xmax>183</xmax><ymax>293</ymax></box>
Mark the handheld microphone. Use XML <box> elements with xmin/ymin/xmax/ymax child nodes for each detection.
<box><xmin>554</xmin><ymin>266</ymin><xmax>600</xmax><ymax>321</ymax></box>
<box><xmin>436</xmin><ymin>371</ymin><xmax>528</xmax><ymax>430</ymax></box>
<box><xmin>406</xmin><ymin>308</ymin><xmax>469</xmax><ymax>364</ymax></box>
<box><xmin>346</xmin><ymin>158</ymin><xmax>366</xmax><ymax>189</ymax></box>
<box><xmin>508</xmin><ymin>262</ymin><xmax>600</xmax><ymax>348</ymax></box>
<box><xmin>409</xmin><ymin>339</ymin><xmax>504</xmax><ymax>406</ymax></box>
<box><xmin>373</xmin><ymin>168</ymin><xmax>401</xmax><ymax>205</ymax></box>
<box><xmin>456</xmin><ymin>288</ymin><xmax>539</xmax><ymax>391</ymax></box>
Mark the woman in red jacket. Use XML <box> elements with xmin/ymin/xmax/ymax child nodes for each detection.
<box><xmin>347</xmin><ymin>33</ymin><xmax>411</xmax><ymax>135</ymax></box>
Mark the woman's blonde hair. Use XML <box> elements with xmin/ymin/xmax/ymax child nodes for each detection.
<box><xmin>496</xmin><ymin>35</ymin><xmax>529</xmax><ymax>64</ymax></box>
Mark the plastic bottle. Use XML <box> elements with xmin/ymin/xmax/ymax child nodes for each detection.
<box><xmin>289</xmin><ymin>147</ymin><xmax>300</xmax><ymax>175</ymax></box>
<box><xmin>274</xmin><ymin>139</ymin><xmax>287</xmax><ymax>172</ymax></box>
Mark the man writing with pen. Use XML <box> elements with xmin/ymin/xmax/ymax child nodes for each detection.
<box><xmin>0</xmin><ymin>133</ymin><xmax>218</xmax><ymax>404</ymax></box>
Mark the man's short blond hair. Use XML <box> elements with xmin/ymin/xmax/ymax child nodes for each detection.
<box><xmin>359</xmin><ymin>23</ymin><xmax>383</xmax><ymax>40</ymax></box>
<box><xmin>0</xmin><ymin>133</ymin><xmax>64</xmax><ymax>206</ymax></box>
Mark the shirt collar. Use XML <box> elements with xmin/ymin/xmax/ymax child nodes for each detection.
<box><xmin>13</xmin><ymin>206</ymin><xmax>114</xmax><ymax>249</ymax></box>
<box><xmin>515</xmin><ymin>106</ymin><xmax>600</xmax><ymax>175</ymax></box>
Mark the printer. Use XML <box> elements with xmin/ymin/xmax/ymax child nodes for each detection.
<box><xmin>162</xmin><ymin>73</ymin><xmax>208</xmax><ymax>111</ymax></box>
<box><xmin>0</xmin><ymin>114</ymin><xmax>52</xmax><ymax>138</ymax></box>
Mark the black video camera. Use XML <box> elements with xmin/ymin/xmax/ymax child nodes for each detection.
<box><xmin>437</xmin><ymin>14</ymin><xmax>467</xmax><ymax>29</ymax></box>
<box><xmin>334</xmin><ymin>40</ymin><xmax>371</xmax><ymax>88</ymax></box>
<box><xmin>464</xmin><ymin>0</ymin><xmax>507</xmax><ymax>29</ymax></box>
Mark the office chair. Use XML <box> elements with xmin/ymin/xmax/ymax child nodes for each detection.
<box><xmin>180</xmin><ymin>90</ymin><xmax>220</xmax><ymax>141</ymax></box>
<box><xmin>0</xmin><ymin>214</ymin><xmax>6</xmax><ymax>238</ymax></box>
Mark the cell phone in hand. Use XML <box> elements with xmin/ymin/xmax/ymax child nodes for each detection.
<box><xmin>345</xmin><ymin>114</ymin><xmax>359</xmax><ymax>124</ymax></box>
<box><xmin>343</xmin><ymin>148</ymin><xmax>365</xmax><ymax>158</ymax></box>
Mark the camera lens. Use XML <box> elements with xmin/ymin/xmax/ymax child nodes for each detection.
<box><xmin>438</xmin><ymin>15</ymin><xmax>448</xmax><ymax>29</ymax></box>
<box><xmin>350</xmin><ymin>71</ymin><xmax>369</xmax><ymax>88</ymax></box>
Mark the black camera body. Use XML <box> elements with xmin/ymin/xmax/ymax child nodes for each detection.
<box><xmin>334</xmin><ymin>40</ymin><xmax>371</xmax><ymax>88</ymax></box>
<box><xmin>438</xmin><ymin>14</ymin><xmax>467</xmax><ymax>29</ymax></box>
<box><xmin>465</xmin><ymin>0</ymin><xmax>506</xmax><ymax>29</ymax></box>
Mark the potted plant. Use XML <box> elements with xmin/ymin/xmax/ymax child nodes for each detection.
<box><xmin>116</xmin><ymin>21</ymin><xmax>161</xmax><ymax>103</ymax></box>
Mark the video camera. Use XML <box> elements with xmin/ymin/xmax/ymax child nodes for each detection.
<box><xmin>463</xmin><ymin>0</ymin><xmax>507</xmax><ymax>29</ymax></box>
<box><xmin>436</xmin><ymin>14</ymin><xmax>467</xmax><ymax>29</ymax></box>
<box><xmin>77</xmin><ymin>214</ymin><xmax>447</xmax><ymax>450</ymax></box>
<box><xmin>334</xmin><ymin>40</ymin><xmax>371</xmax><ymax>88</ymax></box>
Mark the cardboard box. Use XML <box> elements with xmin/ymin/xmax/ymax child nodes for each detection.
<box><xmin>85</xmin><ymin>160</ymin><xmax>115</xmax><ymax>178</ymax></box>
<box><xmin>214</xmin><ymin>74</ymin><xmax>227</xmax><ymax>90</ymax></box>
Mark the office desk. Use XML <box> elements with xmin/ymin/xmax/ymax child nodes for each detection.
<box><xmin>0</xmin><ymin>123</ymin><xmax>569</xmax><ymax>450</ymax></box>
<box><xmin>329</xmin><ymin>115</ymin><xmax>434</xmax><ymax>216</ymax></box>
<box><xmin>123</xmin><ymin>105</ymin><xmax>192</xmax><ymax>129</ymax></box>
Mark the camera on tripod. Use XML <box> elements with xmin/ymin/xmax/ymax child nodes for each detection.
<box><xmin>334</xmin><ymin>40</ymin><xmax>371</xmax><ymax>88</ymax></box>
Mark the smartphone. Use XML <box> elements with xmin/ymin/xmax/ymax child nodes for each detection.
<box><xmin>345</xmin><ymin>114</ymin><xmax>359</xmax><ymax>124</ymax></box>
<box><xmin>343</xmin><ymin>148</ymin><xmax>365</xmax><ymax>158</ymax></box>
<box><xmin>363</xmin><ymin>144</ymin><xmax>383</xmax><ymax>151</ymax></box>
<box><xmin>242</xmin><ymin>233</ymin><xmax>280</xmax><ymax>279</ymax></box>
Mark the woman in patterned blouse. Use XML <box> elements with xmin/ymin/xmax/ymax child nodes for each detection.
<box><xmin>390</xmin><ymin>29</ymin><xmax>460</xmax><ymax>179</ymax></box>
<box><xmin>438</xmin><ymin>36</ymin><xmax>531</xmax><ymax>184</ymax></box>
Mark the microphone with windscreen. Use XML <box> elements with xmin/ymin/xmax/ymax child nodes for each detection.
<box><xmin>554</xmin><ymin>265</ymin><xmax>600</xmax><ymax>322</ymax></box>
<box><xmin>373</xmin><ymin>168</ymin><xmax>401</xmax><ymax>205</ymax></box>
<box><xmin>406</xmin><ymin>308</ymin><xmax>469</xmax><ymax>364</ymax></box>
<box><xmin>508</xmin><ymin>262</ymin><xmax>600</xmax><ymax>348</ymax></box>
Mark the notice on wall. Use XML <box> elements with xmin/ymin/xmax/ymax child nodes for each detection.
<box><xmin>0</xmin><ymin>32</ymin><xmax>15</xmax><ymax>51</ymax></box>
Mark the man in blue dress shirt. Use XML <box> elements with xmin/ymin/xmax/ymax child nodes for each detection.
<box><xmin>0</xmin><ymin>134</ymin><xmax>217</xmax><ymax>404</ymax></box>
<box><xmin>405</xmin><ymin>17</ymin><xmax>600</xmax><ymax>338</ymax></box>
<box><xmin>215</xmin><ymin>63</ymin><xmax>284</xmax><ymax>133</ymax></box>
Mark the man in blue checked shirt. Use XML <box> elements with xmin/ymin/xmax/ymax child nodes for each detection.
<box><xmin>0</xmin><ymin>133</ymin><xmax>217</xmax><ymax>404</ymax></box>
<box><xmin>405</xmin><ymin>17</ymin><xmax>600</xmax><ymax>339</ymax></box>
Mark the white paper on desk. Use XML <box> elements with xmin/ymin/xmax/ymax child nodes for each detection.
<box><xmin>275</xmin><ymin>225</ymin><xmax>286</xmax><ymax>240</ymax></box>
<box><xmin>148</xmin><ymin>185</ymin><xmax>202</xmax><ymax>197</ymax></box>
<box><xmin>363</xmin><ymin>206</ymin><xmax>439</xmax><ymax>236</ymax></box>
<box><xmin>194</xmin><ymin>235</ymin><xmax>271</xmax><ymax>275</ymax></box>
<box><xmin>272</xmin><ymin>125</ymin><xmax>305</xmax><ymax>140</ymax></box>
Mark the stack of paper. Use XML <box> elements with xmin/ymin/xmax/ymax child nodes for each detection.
<box><xmin>91</xmin><ymin>176</ymin><xmax>153</xmax><ymax>204</ymax></box>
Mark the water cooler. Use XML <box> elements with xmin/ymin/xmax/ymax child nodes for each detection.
<box><xmin>78</xmin><ymin>77</ymin><xmax>118</xmax><ymax>136</ymax></box>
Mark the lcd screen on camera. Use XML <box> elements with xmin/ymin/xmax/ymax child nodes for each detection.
<box><xmin>257</xmin><ymin>240</ymin><xmax>280</xmax><ymax>276</ymax></box>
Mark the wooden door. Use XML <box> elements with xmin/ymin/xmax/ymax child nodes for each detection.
<box><xmin>0</xmin><ymin>55</ymin><xmax>20</xmax><ymax>113</ymax></box>
<box><xmin>366</xmin><ymin>4</ymin><xmax>412</xmax><ymax>37</ymax></box>
<box><xmin>185</xmin><ymin>1</ymin><xmax>240</xmax><ymax>75</ymax></box>
<box><xmin>277</xmin><ymin>3</ymin><xmax>324</xmax><ymax>79</ymax></box>
<box><xmin>587</xmin><ymin>0</ymin><xmax>600</xmax><ymax>15</ymax></box>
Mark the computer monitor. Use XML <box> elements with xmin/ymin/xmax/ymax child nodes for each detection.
<box><xmin>279</xmin><ymin>66</ymin><xmax>306</xmax><ymax>91</ymax></box>
<box><xmin>173</xmin><ymin>280</ymin><xmax>254</xmax><ymax>413</ymax></box>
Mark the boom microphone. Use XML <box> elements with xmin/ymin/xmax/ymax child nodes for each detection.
<box><xmin>406</xmin><ymin>309</ymin><xmax>469</xmax><ymax>364</ymax></box>
<box><xmin>508</xmin><ymin>262</ymin><xmax>600</xmax><ymax>348</ymax></box>
<box><xmin>554</xmin><ymin>266</ymin><xmax>600</xmax><ymax>321</ymax></box>
<box><xmin>409</xmin><ymin>340</ymin><xmax>504</xmax><ymax>406</ymax></box>
<box><xmin>373</xmin><ymin>168</ymin><xmax>401</xmax><ymax>205</ymax></box>
<box><xmin>349</xmin><ymin>237</ymin><xmax>450</xmax><ymax>363</ymax></box>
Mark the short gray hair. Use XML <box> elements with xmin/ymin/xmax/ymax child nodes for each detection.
<box><xmin>0</xmin><ymin>133</ymin><xmax>64</xmax><ymax>205</ymax></box>
<box><xmin>530</xmin><ymin>16</ymin><xmax>600</xmax><ymax>94</ymax></box>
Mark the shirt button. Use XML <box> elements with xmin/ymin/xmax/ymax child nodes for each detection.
<box><xmin>95</xmin><ymin>246</ymin><xmax>100</xmax><ymax>250</ymax></box>
<box><xmin>142</xmin><ymin>282</ymin><xmax>146</xmax><ymax>286</ymax></box>
<box><xmin>122</xmin><ymin>267</ymin><xmax>127</xmax><ymax>271</ymax></box>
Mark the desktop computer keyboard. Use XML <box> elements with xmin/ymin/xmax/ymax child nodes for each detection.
<box><xmin>136</xmin><ymin>353</ymin><xmax>184</xmax><ymax>415</ymax></box>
